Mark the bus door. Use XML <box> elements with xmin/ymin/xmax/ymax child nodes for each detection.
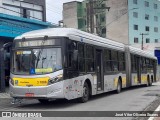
<box><xmin>96</xmin><ymin>49</ymin><xmax>103</xmax><ymax>91</ymax></box>
<box><xmin>153</xmin><ymin>60</ymin><xmax>157</xmax><ymax>82</ymax></box>
<box><xmin>137</xmin><ymin>56</ymin><xmax>141</xmax><ymax>83</ymax></box>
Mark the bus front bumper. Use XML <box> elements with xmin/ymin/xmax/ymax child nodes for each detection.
<box><xmin>9</xmin><ymin>81</ymin><xmax>65</xmax><ymax>99</ymax></box>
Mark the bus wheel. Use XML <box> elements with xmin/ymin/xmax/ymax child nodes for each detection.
<box><xmin>117</xmin><ymin>80</ymin><xmax>122</xmax><ymax>93</ymax></box>
<box><xmin>38</xmin><ymin>99</ymin><xmax>49</xmax><ymax>104</ymax></box>
<box><xmin>78</xmin><ymin>82</ymin><xmax>89</xmax><ymax>103</ymax></box>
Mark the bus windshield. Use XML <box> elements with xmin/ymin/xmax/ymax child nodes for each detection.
<box><xmin>12</xmin><ymin>48</ymin><xmax>62</xmax><ymax>75</ymax></box>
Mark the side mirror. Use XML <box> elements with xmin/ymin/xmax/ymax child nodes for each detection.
<box><xmin>73</xmin><ymin>50</ymin><xmax>78</xmax><ymax>61</ymax></box>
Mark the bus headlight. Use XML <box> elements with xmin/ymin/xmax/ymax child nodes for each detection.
<box><xmin>10</xmin><ymin>78</ymin><xmax>14</xmax><ymax>86</ymax></box>
<box><xmin>48</xmin><ymin>74</ymin><xmax>63</xmax><ymax>85</ymax></box>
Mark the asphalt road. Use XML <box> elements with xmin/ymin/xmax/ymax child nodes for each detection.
<box><xmin>1</xmin><ymin>82</ymin><xmax>160</xmax><ymax>120</ymax></box>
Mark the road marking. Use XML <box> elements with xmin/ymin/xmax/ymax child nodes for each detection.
<box><xmin>148</xmin><ymin>104</ymin><xmax>160</xmax><ymax>120</ymax></box>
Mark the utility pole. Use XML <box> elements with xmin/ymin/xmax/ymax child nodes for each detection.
<box><xmin>94</xmin><ymin>0</ymin><xmax>110</xmax><ymax>36</ymax></box>
<box><xmin>87</xmin><ymin>0</ymin><xmax>110</xmax><ymax>35</ymax></box>
<box><xmin>86</xmin><ymin>0</ymin><xmax>94</xmax><ymax>33</ymax></box>
<box><xmin>140</xmin><ymin>33</ymin><xmax>149</xmax><ymax>50</ymax></box>
<box><xmin>90</xmin><ymin>0</ymin><xmax>94</xmax><ymax>33</ymax></box>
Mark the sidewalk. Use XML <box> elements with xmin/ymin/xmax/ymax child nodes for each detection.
<box><xmin>0</xmin><ymin>87</ymin><xmax>10</xmax><ymax>98</ymax></box>
<box><xmin>153</xmin><ymin>81</ymin><xmax>160</xmax><ymax>85</ymax></box>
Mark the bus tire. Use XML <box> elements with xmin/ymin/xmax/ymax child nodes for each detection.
<box><xmin>117</xmin><ymin>80</ymin><xmax>122</xmax><ymax>94</ymax></box>
<box><xmin>78</xmin><ymin>82</ymin><xmax>89</xmax><ymax>103</ymax></box>
<box><xmin>38</xmin><ymin>99</ymin><xmax>49</xmax><ymax>104</ymax></box>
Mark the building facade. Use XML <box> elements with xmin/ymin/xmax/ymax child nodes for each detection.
<box><xmin>0</xmin><ymin>0</ymin><xmax>46</xmax><ymax>21</ymax></box>
<box><xmin>63</xmin><ymin>0</ymin><xmax>160</xmax><ymax>46</ymax></box>
<box><xmin>106</xmin><ymin>0</ymin><xmax>160</xmax><ymax>45</ymax></box>
<box><xmin>63</xmin><ymin>0</ymin><xmax>107</xmax><ymax>38</ymax></box>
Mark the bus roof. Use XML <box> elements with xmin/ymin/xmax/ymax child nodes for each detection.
<box><xmin>15</xmin><ymin>28</ymin><xmax>125</xmax><ymax>51</ymax></box>
<box><xmin>129</xmin><ymin>46</ymin><xmax>157</xmax><ymax>60</ymax></box>
<box><xmin>14</xmin><ymin>28</ymin><xmax>157</xmax><ymax>60</ymax></box>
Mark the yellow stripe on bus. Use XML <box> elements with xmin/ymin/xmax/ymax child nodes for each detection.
<box><xmin>114</xmin><ymin>77</ymin><xmax>126</xmax><ymax>87</ymax></box>
<box><xmin>114</xmin><ymin>78</ymin><xmax>118</xmax><ymax>87</ymax></box>
<box><xmin>13</xmin><ymin>77</ymin><xmax>50</xmax><ymax>86</ymax></box>
<box><xmin>122</xmin><ymin>77</ymin><xmax>126</xmax><ymax>86</ymax></box>
<box><xmin>141</xmin><ymin>75</ymin><xmax>147</xmax><ymax>83</ymax></box>
<box><xmin>134</xmin><ymin>76</ymin><xmax>138</xmax><ymax>84</ymax></box>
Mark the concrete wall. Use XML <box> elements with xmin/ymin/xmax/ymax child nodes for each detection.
<box><xmin>131</xmin><ymin>43</ymin><xmax>160</xmax><ymax>55</ymax></box>
<box><xmin>128</xmin><ymin>0</ymin><xmax>160</xmax><ymax>45</ymax></box>
<box><xmin>106</xmin><ymin>0</ymin><xmax>129</xmax><ymax>44</ymax></box>
<box><xmin>63</xmin><ymin>1</ymin><xmax>78</xmax><ymax>28</ymax></box>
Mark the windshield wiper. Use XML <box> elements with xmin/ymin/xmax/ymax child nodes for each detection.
<box><xmin>35</xmin><ymin>37</ymin><xmax>47</xmax><ymax>68</ymax></box>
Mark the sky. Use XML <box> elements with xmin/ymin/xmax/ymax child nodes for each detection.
<box><xmin>46</xmin><ymin>0</ymin><xmax>83</xmax><ymax>24</ymax></box>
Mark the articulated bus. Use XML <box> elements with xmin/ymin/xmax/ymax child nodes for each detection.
<box><xmin>10</xmin><ymin>28</ymin><xmax>157</xmax><ymax>103</ymax></box>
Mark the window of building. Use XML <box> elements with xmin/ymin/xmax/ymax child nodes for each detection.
<box><xmin>101</xmin><ymin>4</ymin><xmax>106</xmax><ymax>8</ymax></box>
<box><xmin>155</xmin><ymin>39</ymin><xmax>158</xmax><ymax>43</ymax></box>
<box><xmin>133</xmin><ymin>0</ymin><xmax>137</xmax><ymax>4</ymax></box>
<box><xmin>154</xmin><ymin>27</ymin><xmax>158</xmax><ymax>32</ymax></box>
<box><xmin>134</xmin><ymin>37</ymin><xmax>139</xmax><ymax>43</ymax></box>
<box><xmin>154</xmin><ymin>4</ymin><xmax>158</xmax><ymax>9</ymax></box>
<box><xmin>133</xmin><ymin>12</ymin><xmax>138</xmax><ymax>18</ymax></box>
<box><xmin>154</xmin><ymin>16</ymin><xmax>158</xmax><ymax>21</ymax></box>
<box><xmin>144</xmin><ymin>1</ymin><xmax>149</xmax><ymax>7</ymax></box>
<box><xmin>134</xmin><ymin>25</ymin><xmax>138</xmax><ymax>30</ymax></box>
<box><xmin>145</xmin><ymin>14</ymin><xmax>149</xmax><ymax>20</ymax></box>
<box><xmin>3</xmin><ymin>5</ymin><xmax>20</xmax><ymax>17</ymax></box>
<box><xmin>101</xmin><ymin>16</ymin><xmax>105</xmax><ymax>22</ymax></box>
<box><xmin>102</xmin><ymin>28</ymin><xmax>106</xmax><ymax>34</ymax></box>
<box><xmin>145</xmin><ymin>26</ymin><xmax>149</xmax><ymax>31</ymax></box>
<box><xmin>20</xmin><ymin>8</ymin><xmax>27</xmax><ymax>18</ymax></box>
<box><xmin>146</xmin><ymin>38</ymin><xmax>150</xmax><ymax>43</ymax></box>
<box><xmin>3</xmin><ymin>1</ymin><xmax>43</xmax><ymax>21</ymax></box>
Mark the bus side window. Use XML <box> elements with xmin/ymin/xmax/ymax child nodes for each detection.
<box><xmin>118</xmin><ymin>52</ymin><xmax>125</xmax><ymax>71</ymax></box>
<box><xmin>78</xmin><ymin>43</ymin><xmax>85</xmax><ymax>72</ymax></box>
<box><xmin>141</xmin><ymin>57</ymin><xmax>146</xmax><ymax>72</ymax></box>
<box><xmin>86</xmin><ymin>45</ymin><xmax>95</xmax><ymax>72</ymax></box>
<box><xmin>67</xmin><ymin>40</ymin><xmax>78</xmax><ymax>69</ymax></box>
<box><xmin>104</xmin><ymin>49</ymin><xmax>112</xmax><ymax>72</ymax></box>
<box><xmin>111</xmin><ymin>50</ymin><xmax>118</xmax><ymax>71</ymax></box>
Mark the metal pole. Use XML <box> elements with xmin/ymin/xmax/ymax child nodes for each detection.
<box><xmin>141</xmin><ymin>33</ymin><xmax>143</xmax><ymax>50</ymax></box>
<box><xmin>140</xmin><ymin>33</ymin><xmax>148</xmax><ymax>50</ymax></box>
<box><xmin>90</xmin><ymin>0</ymin><xmax>94</xmax><ymax>33</ymax></box>
<box><xmin>0</xmin><ymin>48</ymin><xmax>5</xmax><ymax>92</ymax></box>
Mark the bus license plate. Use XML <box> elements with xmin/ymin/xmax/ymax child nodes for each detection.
<box><xmin>25</xmin><ymin>93</ymin><xmax>34</xmax><ymax>97</ymax></box>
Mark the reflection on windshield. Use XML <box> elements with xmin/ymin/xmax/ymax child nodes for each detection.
<box><xmin>12</xmin><ymin>48</ymin><xmax>62</xmax><ymax>74</ymax></box>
